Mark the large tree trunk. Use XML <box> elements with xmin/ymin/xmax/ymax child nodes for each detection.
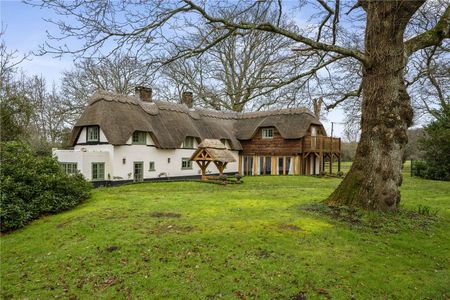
<box><xmin>326</xmin><ymin>1</ymin><xmax>424</xmax><ymax>211</ymax></box>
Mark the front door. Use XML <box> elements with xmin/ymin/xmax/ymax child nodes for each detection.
<box><xmin>133</xmin><ymin>162</ymin><xmax>144</xmax><ymax>182</ymax></box>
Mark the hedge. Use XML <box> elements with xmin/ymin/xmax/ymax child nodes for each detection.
<box><xmin>0</xmin><ymin>142</ymin><xmax>92</xmax><ymax>232</ymax></box>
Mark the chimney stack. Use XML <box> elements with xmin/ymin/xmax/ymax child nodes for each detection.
<box><xmin>135</xmin><ymin>86</ymin><xmax>152</xmax><ymax>102</ymax></box>
<box><xmin>313</xmin><ymin>97</ymin><xmax>323</xmax><ymax>119</ymax></box>
<box><xmin>181</xmin><ymin>91</ymin><xmax>193</xmax><ymax>108</ymax></box>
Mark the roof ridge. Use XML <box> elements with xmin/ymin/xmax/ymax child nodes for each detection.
<box><xmin>89</xmin><ymin>90</ymin><xmax>139</xmax><ymax>106</ymax></box>
<box><xmin>89</xmin><ymin>90</ymin><xmax>316</xmax><ymax>120</ymax></box>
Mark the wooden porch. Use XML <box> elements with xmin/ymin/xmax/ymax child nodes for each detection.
<box><xmin>301</xmin><ymin>135</ymin><xmax>341</xmax><ymax>175</ymax></box>
<box><xmin>303</xmin><ymin>136</ymin><xmax>341</xmax><ymax>153</ymax></box>
<box><xmin>238</xmin><ymin>135</ymin><xmax>342</xmax><ymax>176</ymax></box>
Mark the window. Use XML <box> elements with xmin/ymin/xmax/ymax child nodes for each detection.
<box><xmin>132</xmin><ymin>131</ymin><xmax>146</xmax><ymax>144</ymax></box>
<box><xmin>220</xmin><ymin>139</ymin><xmax>226</xmax><ymax>145</ymax></box>
<box><xmin>259</xmin><ymin>156</ymin><xmax>272</xmax><ymax>175</ymax></box>
<box><xmin>149</xmin><ymin>161</ymin><xmax>155</xmax><ymax>171</ymax></box>
<box><xmin>182</xmin><ymin>137</ymin><xmax>195</xmax><ymax>148</ymax></box>
<box><xmin>181</xmin><ymin>158</ymin><xmax>192</xmax><ymax>170</ymax></box>
<box><xmin>278</xmin><ymin>157</ymin><xmax>284</xmax><ymax>175</ymax></box>
<box><xmin>243</xmin><ymin>156</ymin><xmax>254</xmax><ymax>176</ymax></box>
<box><xmin>92</xmin><ymin>162</ymin><xmax>105</xmax><ymax>181</ymax></box>
<box><xmin>60</xmin><ymin>163</ymin><xmax>77</xmax><ymax>175</ymax></box>
<box><xmin>86</xmin><ymin>126</ymin><xmax>99</xmax><ymax>142</ymax></box>
<box><xmin>265</xmin><ymin>156</ymin><xmax>272</xmax><ymax>175</ymax></box>
<box><xmin>262</xmin><ymin>128</ymin><xmax>273</xmax><ymax>139</ymax></box>
<box><xmin>286</xmin><ymin>157</ymin><xmax>293</xmax><ymax>175</ymax></box>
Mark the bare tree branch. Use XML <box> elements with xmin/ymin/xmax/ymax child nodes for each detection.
<box><xmin>405</xmin><ymin>6</ymin><xmax>450</xmax><ymax>56</ymax></box>
<box><xmin>183</xmin><ymin>0</ymin><xmax>369</xmax><ymax>65</ymax></box>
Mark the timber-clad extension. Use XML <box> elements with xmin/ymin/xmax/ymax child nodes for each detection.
<box><xmin>54</xmin><ymin>88</ymin><xmax>341</xmax><ymax>182</ymax></box>
<box><xmin>239</xmin><ymin>126</ymin><xmax>341</xmax><ymax>176</ymax></box>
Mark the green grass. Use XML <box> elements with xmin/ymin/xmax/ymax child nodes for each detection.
<box><xmin>1</xmin><ymin>165</ymin><xmax>449</xmax><ymax>299</ymax></box>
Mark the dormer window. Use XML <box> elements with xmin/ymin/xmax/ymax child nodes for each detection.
<box><xmin>132</xmin><ymin>131</ymin><xmax>146</xmax><ymax>144</ymax></box>
<box><xmin>182</xmin><ymin>137</ymin><xmax>195</xmax><ymax>148</ymax></box>
<box><xmin>262</xmin><ymin>128</ymin><xmax>273</xmax><ymax>139</ymax></box>
<box><xmin>86</xmin><ymin>126</ymin><xmax>99</xmax><ymax>142</ymax></box>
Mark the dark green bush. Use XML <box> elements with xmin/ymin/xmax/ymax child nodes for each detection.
<box><xmin>0</xmin><ymin>142</ymin><xmax>92</xmax><ymax>232</ymax></box>
<box><xmin>416</xmin><ymin>104</ymin><xmax>450</xmax><ymax>181</ymax></box>
<box><xmin>411</xmin><ymin>160</ymin><xmax>428</xmax><ymax>178</ymax></box>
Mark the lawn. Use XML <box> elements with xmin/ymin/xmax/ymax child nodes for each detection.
<box><xmin>1</xmin><ymin>165</ymin><xmax>449</xmax><ymax>299</ymax></box>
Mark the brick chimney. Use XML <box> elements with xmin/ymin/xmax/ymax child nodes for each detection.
<box><xmin>313</xmin><ymin>97</ymin><xmax>323</xmax><ymax>119</ymax></box>
<box><xmin>135</xmin><ymin>86</ymin><xmax>152</xmax><ymax>102</ymax></box>
<box><xmin>181</xmin><ymin>91</ymin><xmax>193</xmax><ymax>108</ymax></box>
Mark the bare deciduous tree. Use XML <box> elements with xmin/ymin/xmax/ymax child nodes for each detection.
<box><xmin>30</xmin><ymin>0</ymin><xmax>450</xmax><ymax>211</ymax></box>
<box><xmin>61</xmin><ymin>53</ymin><xmax>156</xmax><ymax>124</ymax></box>
<box><xmin>161</xmin><ymin>7</ymin><xmax>312</xmax><ymax>112</ymax></box>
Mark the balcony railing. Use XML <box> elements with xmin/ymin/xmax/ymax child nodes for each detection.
<box><xmin>303</xmin><ymin>135</ymin><xmax>341</xmax><ymax>153</ymax></box>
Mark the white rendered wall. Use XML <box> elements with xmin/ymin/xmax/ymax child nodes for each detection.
<box><xmin>54</xmin><ymin>129</ymin><xmax>239</xmax><ymax>181</ymax></box>
<box><xmin>113</xmin><ymin>145</ymin><xmax>239</xmax><ymax>180</ymax></box>
<box><xmin>53</xmin><ymin>147</ymin><xmax>112</xmax><ymax>180</ymax></box>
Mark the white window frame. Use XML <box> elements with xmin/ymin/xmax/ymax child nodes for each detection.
<box><xmin>181</xmin><ymin>158</ymin><xmax>193</xmax><ymax>170</ymax></box>
<box><xmin>132</xmin><ymin>131</ymin><xmax>146</xmax><ymax>144</ymax></box>
<box><xmin>262</xmin><ymin>128</ymin><xmax>273</xmax><ymax>139</ymax></box>
<box><xmin>60</xmin><ymin>163</ymin><xmax>78</xmax><ymax>175</ymax></box>
<box><xmin>92</xmin><ymin>162</ymin><xmax>105</xmax><ymax>181</ymax></box>
<box><xmin>182</xmin><ymin>137</ymin><xmax>195</xmax><ymax>148</ymax></box>
<box><xmin>87</xmin><ymin>126</ymin><xmax>100</xmax><ymax>142</ymax></box>
<box><xmin>149</xmin><ymin>161</ymin><xmax>155</xmax><ymax>171</ymax></box>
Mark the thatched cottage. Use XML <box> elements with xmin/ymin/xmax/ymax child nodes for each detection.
<box><xmin>53</xmin><ymin>87</ymin><xmax>341</xmax><ymax>184</ymax></box>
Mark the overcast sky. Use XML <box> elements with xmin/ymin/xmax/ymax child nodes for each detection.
<box><xmin>1</xmin><ymin>0</ymin><xmax>347</xmax><ymax>138</ymax></box>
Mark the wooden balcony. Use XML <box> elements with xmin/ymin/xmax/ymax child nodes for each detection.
<box><xmin>303</xmin><ymin>135</ymin><xmax>341</xmax><ymax>153</ymax></box>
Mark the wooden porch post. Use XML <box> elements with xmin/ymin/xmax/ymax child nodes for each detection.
<box><xmin>319</xmin><ymin>136</ymin><xmax>323</xmax><ymax>174</ymax></box>
<box><xmin>338</xmin><ymin>138</ymin><xmax>341</xmax><ymax>173</ymax></box>
<box><xmin>306</xmin><ymin>155</ymin><xmax>310</xmax><ymax>175</ymax></box>
<box><xmin>238</xmin><ymin>155</ymin><xmax>242</xmax><ymax>175</ymax></box>
<box><xmin>338</xmin><ymin>154</ymin><xmax>341</xmax><ymax>173</ymax></box>
<box><xmin>271</xmin><ymin>156</ymin><xmax>277</xmax><ymax>175</ymax></box>
<box><xmin>300</xmin><ymin>154</ymin><xmax>304</xmax><ymax>175</ymax></box>
<box><xmin>294</xmin><ymin>156</ymin><xmax>298</xmax><ymax>175</ymax></box>
<box><xmin>330</xmin><ymin>136</ymin><xmax>333</xmax><ymax>174</ymax></box>
<box><xmin>195</xmin><ymin>161</ymin><xmax>206</xmax><ymax>180</ymax></box>
<box><xmin>263</xmin><ymin>157</ymin><xmax>266</xmax><ymax>175</ymax></box>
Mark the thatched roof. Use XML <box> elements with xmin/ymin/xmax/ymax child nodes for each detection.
<box><xmin>69</xmin><ymin>90</ymin><xmax>325</xmax><ymax>150</ymax></box>
<box><xmin>197</xmin><ymin>139</ymin><xmax>227</xmax><ymax>149</ymax></box>
<box><xmin>191</xmin><ymin>139</ymin><xmax>236</xmax><ymax>163</ymax></box>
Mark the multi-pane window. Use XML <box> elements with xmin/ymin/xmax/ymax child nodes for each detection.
<box><xmin>262</xmin><ymin>128</ymin><xmax>273</xmax><ymax>139</ymax></box>
<box><xmin>243</xmin><ymin>156</ymin><xmax>254</xmax><ymax>176</ymax></box>
<box><xmin>87</xmin><ymin>126</ymin><xmax>99</xmax><ymax>142</ymax></box>
<box><xmin>60</xmin><ymin>163</ymin><xmax>78</xmax><ymax>175</ymax></box>
<box><xmin>278</xmin><ymin>157</ymin><xmax>284</xmax><ymax>175</ymax></box>
<box><xmin>92</xmin><ymin>162</ymin><xmax>105</xmax><ymax>181</ymax></box>
<box><xmin>132</xmin><ymin>131</ymin><xmax>146</xmax><ymax>144</ymax></box>
<box><xmin>181</xmin><ymin>158</ymin><xmax>192</xmax><ymax>169</ymax></box>
<box><xmin>259</xmin><ymin>157</ymin><xmax>272</xmax><ymax>175</ymax></box>
<box><xmin>182</xmin><ymin>137</ymin><xmax>195</xmax><ymax>148</ymax></box>
<box><xmin>149</xmin><ymin>161</ymin><xmax>155</xmax><ymax>171</ymax></box>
